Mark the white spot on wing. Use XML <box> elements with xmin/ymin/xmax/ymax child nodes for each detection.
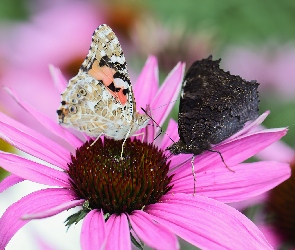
<box><xmin>110</xmin><ymin>55</ymin><xmax>125</xmax><ymax>64</ymax></box>
<box><xmin>114</xmin><ymin>78</ymin><xmax>129</xmax><ymax>88</ymax></box>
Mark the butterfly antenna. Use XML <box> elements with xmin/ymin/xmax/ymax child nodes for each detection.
<box><xmin>149</xmin><ymin>99</ymin><xmax>178</xmax><ymax>111</ymax></box>
<box><xmin>141</xmin><ymin>107</ymin><xmax>175</xmax><ymax>143</ymax></box>
<box><xmin>207</xmin><ymin>149</ymin><xmax>235</xmax><ymax>172</ymax></box>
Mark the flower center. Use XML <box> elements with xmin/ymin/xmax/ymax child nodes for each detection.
<box><xmin>67</xmin><ymin>138</ymin><xmax>173</xmax><ymax>215</ymax></box>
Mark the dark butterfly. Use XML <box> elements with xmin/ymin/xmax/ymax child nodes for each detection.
<box><xmin>167</xmin><ymin>56</ymin><xmax>259</xmax><ymax>159</ymax></box>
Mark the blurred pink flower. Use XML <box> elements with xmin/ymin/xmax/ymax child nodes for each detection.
<box><xmin>258</xmin><ymin>224</ymin><xmax>285</xmax><ymax>250</ymax></box>
<box><xmin>255</xmin><ymin>135</ymin><xmax>295</xmax><ymax>163</ymax></box>
<box><xmin>222</xmin><ymin>45</ymin><xmax>295</xmax><ymax>98</ymax></box>
<box><xmin>265</xmin><ymin>158</ymin><xmax>295</xmax><ymax>248</ymax></box>
<box><xmin>0</xmin><ymin>47</ymin><xmax>16</xmax><ymax>177</ymax></box>
<box><xmin>131</xmin><ymin>17</ymin><xmax>213</xmax><ymax>72</ymax></box>
<box><xmin>0</xmin><ymin>56</ymin><xmax>290</xmax><ymax>249</ymax></box>
<box><xmin>0</xmin><ymin>1</ymin><xmax>104</xmax><ymax>133</ymax></box>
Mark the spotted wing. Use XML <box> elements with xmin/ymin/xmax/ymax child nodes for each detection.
<box><xmin>178</xmin><ymin>56</ymin><xmax>259</xmax><ymax>149</ymax></box>
<box><xmin>57</xmin><ymin>24</ymin><xmax>137</xmax><ymax>139</ymax></box>
<box><xmin>79</xmin><ymin>24</ymin><xmax>135</xmax><ymax>121</ymax></box>
<box><xmin>58</xmin><ymin>73</ymin><xmax>135</xmax><ymax>139</ymax></box>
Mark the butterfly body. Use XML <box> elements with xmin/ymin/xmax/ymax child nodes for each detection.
<box><xmin>57</xmin><ymin>24</ymin><xmax>149</xmax><ymax>140</ymax></box>
<box><xmin>168</xmin><ymin>56</ymin><xmax>259</xmax><ymax>155</ymax></box>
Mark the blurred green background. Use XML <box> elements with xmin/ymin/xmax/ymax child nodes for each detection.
<box><xmin>3</xmin><ymin>0</ymin><xmax>295</xmax><ymax>42</ymax></box>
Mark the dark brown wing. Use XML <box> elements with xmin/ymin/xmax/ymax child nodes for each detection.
<box><xmin>175</xmin><ymin>56</ymin><xmax>259</xmax><ymax>154</ymax></box>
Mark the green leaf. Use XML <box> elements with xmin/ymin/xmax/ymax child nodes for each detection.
<box><xmin>64</xmin><ymin>200</ymin><xmax>91</xmax><ymax>230</ymax></box>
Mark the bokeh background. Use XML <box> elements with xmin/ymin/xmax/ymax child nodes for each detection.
<box><xmin>0</xmin><ymin>0</ymin><xmax>295</xmax><ymax>249</ymax></box>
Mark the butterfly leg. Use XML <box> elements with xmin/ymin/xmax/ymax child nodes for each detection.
<box><xmin>89</xmin><ymin>133</ymin><xmax>104</xmax><ymax>147</ymax></box>
<box><xmin>208</xmin><ymin>149</ymin><xmax>235</xmax><ymax>172</ymax></box>
<box><xmin>120</xmin><ymin>127</ymin><xmax>132</xmax><ymax>159</ymax></box>
<box><xmin>191</xmin><ymin>156</ymin><xmax>196</xmax><ymax>195</ymax></box>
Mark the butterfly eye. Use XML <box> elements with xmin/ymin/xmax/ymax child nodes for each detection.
<box><xmin>79</xmin><ymin>88</ymin><xmax>87</xmax><ymax>96</ymax></box>
<box><xmin>69</xmin><ymin>105</ymin><xmax>77</xmax><ymax>114</ymax></box>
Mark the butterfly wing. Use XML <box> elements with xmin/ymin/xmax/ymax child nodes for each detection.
<box><xmin>178</xmin><ymin>56</ymin><xmax>259</xmax><ymax>153</ymax></box>
<box><xmin>79</xmin><ymin>24</ymin><xmax>135</xmax><ymax>122</ymax></box>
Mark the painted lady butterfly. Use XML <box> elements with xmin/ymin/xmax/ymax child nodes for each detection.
<box><xmin>57</xmin><ymin>24</ymin><xmax>150</xmax><ymax>143</ymax></box>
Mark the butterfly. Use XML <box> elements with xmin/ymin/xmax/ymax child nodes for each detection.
<box><xmin>167</xmin><ymin>56</ymin><xmax>259</xmax><ymax>192</ymax></box>
<box><xmin>168</xmin><ymin>56</ymin><xmax>259</xmax><ymax>156</ymax></box>
<box><xmin>57</xmin><ymin>24</ymin><xmax>150</xmax><ymax>145</ymax></box>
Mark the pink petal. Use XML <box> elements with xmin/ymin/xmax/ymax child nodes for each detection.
<box><xmin>227</xmin><ymin>111</ymin><xmax>270</xmax><ymax>141</ymax></box>
<box><xmin>133</xmin><ymin>56</ymin><xmax>159</xmax><ymax>144</ymax></box>
<box><xmin>150</xmin><ymin>62</ymin><xmax>185</xmax><ymax>129</ymax></box>
<box><xmin>134</xmin><ymin>55</ymin><xmax>159</xmax><ymax>109</ymax></box>
<box><xmin>168</xmin><ymin>155</ymin><xmax>193</xmax><ymax>174</ymax></box>
<box><xmin>0</xmin><ymin>112</ymin><xmax>70</xmax><ymax>169</ymax></box>
<box><xmin>146</xmin><ymin>193</ymin><xmax>272</xmax><ymax>249</ymax></box>
<box><xmin>255</xmin><ymin>139</ymin><xmax>295</xmax><ymax>162</ymax></box>
<box><xmin>160</xmin><ymin>119</ymin><xmax>179</xmax><ymax>149</ymax></box>
<box><xmin>139</xmin><ymin>116</ymin><xmax>156</xmax><ymax>144</ymax></box>
<box><xmin>172</xmin><ymin>161</ymin><xmax>290</xmax><ymax>202</ymax></box>
<box><xmin>49</xmin><ymin>64</ymin><xmax>68</xmax><ymax>93</ymax></box>
<box><xmin>175</xmin><ymin>127</ymin><xmax>288</xmax><ymax>178</ymax></box>
<box><xmin>105</xmin><ymin>214</ymin><xmax>131</xmax><ymax>250</ymax></box>
<box><xmin>214</xmin><ymin>128</ymin><xmax>288</xmax><ymax>169</ymax></box>
<box><xmin>22</xmin><ymin>199</ymin><xmax>83</xmax><ymax>220</ymax></box>
<box><xmin>258</xmin><ymin>224</ymin><xmax>283</xmax><ymax>249</ymax></box>
<box><xmin>6</xmin><ymin>87</ymin><xmax>83</xmax><ymax>149</ymax></box>
<box><xmin>160</xmin><ymin>119</ymin><xmax>193</xmax><ymax>173</ymax></box>
<box><xmin>82</xmin><ymin>132</ymin><xmax>92</xmax><ymax>142</ymax></box>
<box><xmin>129</xmin><ymin>210</ymin><xmax>179</xmax><ymax>249</ymax></box>
<box><xmin>0</xmin><ymin>174</ymin><xmax>24</xmax><ymax>193</ymax></box>
<box><xmin>0</xmin><ymin>151</ymin><xmax>70</xmax><ymax>187</ymax></box>
<box><xmin>81</xmin><ymin>210</ymin><xmax>106</xmax><ymax>250</ymax></box>
<box><xmin>0</xmin><ymin>188</ymin><xmax>77</xmax><ymax>249</ymax></box>
<box><xmin>35</xmin><ymin>236</ymin><xmax>57</xmax><ymax>250</ymax></box>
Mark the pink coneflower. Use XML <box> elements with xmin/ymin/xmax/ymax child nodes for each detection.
<box><xmin>0</xmin><ymin>56</ymin><xmax>291</xmax><ymax>249</ymax></box>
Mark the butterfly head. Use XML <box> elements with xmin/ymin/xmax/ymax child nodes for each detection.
<box><xmin>135</xmin><ymin>113</ymin><xmax>150</xmax><ymax>129</ymax></box>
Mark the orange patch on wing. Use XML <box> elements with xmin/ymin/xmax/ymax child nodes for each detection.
<box><xmin>117</xmin><ymin>88</ymin><xmax>127</xmax><ymax>105</ymax></box>
<box><xmin>88</xmin><ymin>60</ymin><xmax>128</xmax><ymax>105</ymax></box>
<box><xmin>88</xmin><ymin>60</ymin><xmax>116</xmax><ymax>86</ymax></box>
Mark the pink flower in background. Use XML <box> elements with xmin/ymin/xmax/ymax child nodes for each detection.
<box><xmin>250</xmin><ymin>160</ymin><xmax>295</xmax><ymax>250</ymax></box>
<box><xmin>131</xmin><ymin>17</ymin><xmax>213</xmax><ymax>72</ymax></box>
<box><xmin>263</xmin><ymin>154</ymin><xmax>295</xmax><ymax>248</ymax></box>
<box><xmin>256</xmin><ymin>224</ymin><xmax>283</xmax><ymax>250</ymax></box>
<box><xmin>0</xmin><ymin>0</ymin><xmax>104</xmax><ymax>133</ymax></box>
<box><xmin>255</xmin><ymin>135</ymin><xmax>295</xmax><ymax>163</ymax></box>
<box><xmin>222</xmin><ymin>45</ymin><xmax>295</xmax><ymax>98</ymax></box>
<box><xmin>0</xmin><ymin>57</ymin><xmax>290</xmax><ymax>249</ymax></box>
